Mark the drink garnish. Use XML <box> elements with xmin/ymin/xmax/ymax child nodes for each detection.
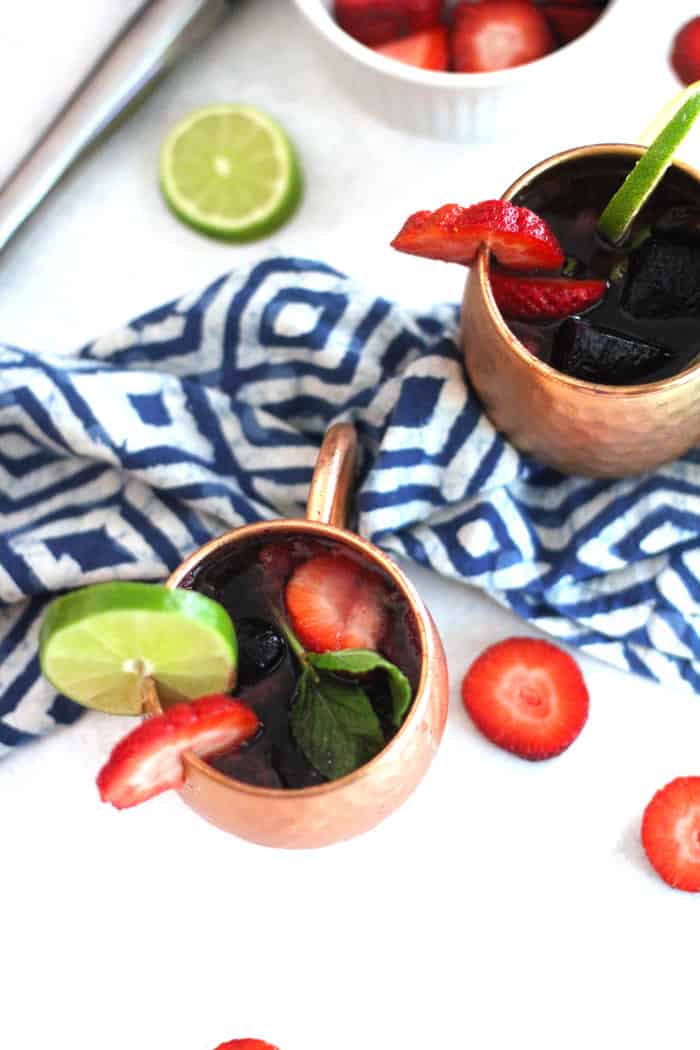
<box><xmin>489</xmin><ymin>273</ymin><xmax>606</xmax><ymax>321</ymax></box>
<box><xmin>282</xmin><ymin>554</ymin><xmax>413</xmax><ymax>780</ymax></box>
<box><xmin>285</xmin><ymin>552</ymin><xmax>388</xmax><ymax>653</ymax></box>
<box><xmin>391</xmin><ymin>200</ymin><xmax>565</xmax><ymax>270</ymax></box>
<box><xmin>290</xmin><ymin>660</ymin><xmax>386</xmax><ymax>781</ymax></box>
<box><xmin>39</xmin><ymin>582</ymin><xmax>238</xmax><ymax>714</ymax></box>
<box><xmin>597</xmin><ymin>83</ymin><xmax>700</xmax><ymax>246</ymax></box>
<box><xmin>97</xmin><ymin>695</ymin><xmax>259</xmax><ymax>810</ymax></box>
<box><xmin>159</xmin><ymin>104</ymin><xmax>302</xmax><ymax>242</ymax></box>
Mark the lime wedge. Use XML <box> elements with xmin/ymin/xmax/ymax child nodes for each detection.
<box><xmin>598</xmin><ymin>85</ymin><xmax>700</xmax><ymax>245</ymax></box>
<box><xmin>159</xmin><ymin>104</ymin><xmax>302</xmax><ymax>241</ymax></box>
<box><xmin>39</xmin><ymin>582</ymin><xmax>237</xmax><ymax>715</ymax></box>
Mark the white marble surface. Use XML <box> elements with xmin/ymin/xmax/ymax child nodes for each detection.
<box><xmin>2</xmin><ymin>3</ymin><xmax>700</xmax><ymax>1049</ymax></box>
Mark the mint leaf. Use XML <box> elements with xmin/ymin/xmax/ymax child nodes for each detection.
<box><xmin>290</xmin><ymin>667</ymin><xmax>385</xmax><ymax>781</ymax></box>
<box><xmin>308</xmin><ymin>649</ymin><xmax>413</xmax><ymax>728</ymax></box>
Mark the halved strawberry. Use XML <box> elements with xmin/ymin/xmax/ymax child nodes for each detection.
<box><xmin>542</xmin><ymin>4</ymin><xmax>600</xmax><ymax>43</ymax></box>
<box><xmin>373</xmin><ymin>25</ymin><xmax>449</xmax><ymax>70</ymax></box>
<box><xmin>214</xmin><ymin>1042</ymin><xmax>279</xmax><ymax>1050</ymax></box>
<box><xmin>97</xmin><ymin>695</ymin><xmax>259</xmax><ymax>809</ymax></box>
<box><xmin>461</xmin><ymin>637</ymin><xmax>589</xmax><ymax>760</ymax></box>
<box><xmin>391</xmin><ymin>200</ymin><xmax>565</xmax><ymax>271</ymax></box>
<box><xmin>450</xmin><ymin>1</ymin><xmax>554</xmax><ymax>73</ymax></box>
<box><xmin>489</xmin><ymin>271</ymin><xmax>606</xmax><ymax>320</ymax></box>
<box><xmin>641</xmin><ymin>777</ymin><xmax>700</xmax><ymax>892</ymax></box>
<box><xmin>334</xmin><ymin>0</ymin><xmax>443</xmax><ymax>48</ymax></box>
<box><xmin>671</xmin><ymin>17</ymin><xmax>700</xmax><ymax>86</ymax></box>
<box><xmin>285</xmin><ymin>552</ymin><xmax>388</xmax><ymax>653</ymax></box>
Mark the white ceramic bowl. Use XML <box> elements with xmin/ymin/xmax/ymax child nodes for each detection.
<box><xmin>292</xmin><ymin>0</ymin><xmax>628</xmax><ymax>141</ymax></box>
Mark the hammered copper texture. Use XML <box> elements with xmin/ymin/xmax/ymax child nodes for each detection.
<box><xmin>155</xmin><ymin>425</ymin><xmax>449</xmax><ymax>849</ymax></box>
<box><xmin>460</xmin><ymin>145</ymin><xmax>700</xmax><ymax>479</ymax></box>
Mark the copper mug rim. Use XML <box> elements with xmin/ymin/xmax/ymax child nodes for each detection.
<box><xmin>161</xmin><ymin>422</ymin><xmax>435</xmax><ymax>801</ymax></box>
<box><xmin>474</xmin><ymin>142</ymin><xmax>700</xmax><ymax>397</ymax></box>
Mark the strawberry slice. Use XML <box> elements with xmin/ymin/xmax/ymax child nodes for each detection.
<box><xmin>373</xmin><ymin>25</ymin><xmax>449</xmax><ymax>70</ymax></box>
<box><xmin>285</xmin><ymin>552</ymin><xmax>388</xmax><ymax>653</ymax></box>
<box><xmin>671</xmin><ymin>17</ymin><xmax>700</xmax><ymax>86</ymax></box>
<box><xmin>542</xmin><ymin>4</ymin><xmax>600</xmax><ymax>43</ymax></box>
<box><xmin>391</xmin><ymin>200</ymin><xmax>565</xmax><ymax>271</ymax></box>
<box><xmin>641</xmin><ymin>777</ymin><xmax>700</xmax><ymax>892</ymax></box>
<box><xmin>450</xmin><ymin>1</ymin><xmax>554</xmax><ymax>73</ymax></box>
<box><xmin>214</xmin><ymin>1042</ymin><xmax>279</xmax><ymax>1050</ymax></box>
<box><xmin>334</xmin><ymin>0</ymin><xmax>443</xmax><ymax>48</ymax></box>
<box><xmin>489</xmin><ymin>271</ymin><xmax>606</xmax><ymax>320</ymax></box>
<box><xmin>97</xmin><ymin>695</ymin><xmax>259</xmax><ymax>809</ymax></box>
<box><xmin>461</xmin><ymin>637</ymin><xmax>589</xmax><ymax>760</ymax></box>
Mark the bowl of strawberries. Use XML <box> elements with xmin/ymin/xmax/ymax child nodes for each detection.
<box><xmin>292</xmin><ymin>0</ymin><xmax>624</xmax><ymax>140</ymax></box>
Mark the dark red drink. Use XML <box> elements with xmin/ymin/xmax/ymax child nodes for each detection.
<box><xmin>501</xmin><ymin>154</ymin><xmax>700</xmax><ymax>385</ymax></box>
<box><xmin>180</xmin><ymin>533</ymin><xmax>421</xmax><ymax>790</ymax></box>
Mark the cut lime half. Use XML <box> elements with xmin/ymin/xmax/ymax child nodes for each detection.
<box><xmin>159</xmin><ymin>104</ymin><xmax>302</xmax><ymax>241</ymax></box>
<box><xmin>39</xmin><ymin>582</ymin><xmax>237</xmax><ymax>715</ymax></box>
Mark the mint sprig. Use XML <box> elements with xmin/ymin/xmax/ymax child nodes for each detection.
<box><xmin>279</xmin><ymin>617</ymin><xmax>414</xmax><ymax>781</ymax></box>
<box><xmin>291</xmin><ymin>669</ymin><xmax>385</xmax><ymax>781</ymax></box>
<box><xmin>308</xmin><ymin>649</ymin><xmax>412</xmax><ymax>728</ymax></box>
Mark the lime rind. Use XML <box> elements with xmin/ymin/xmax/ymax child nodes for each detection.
<box><xmin>39</xmin><ymin>582</ymin><xmax>237</xmax><ymax>715</ymax></box>
<box><xmin>598</xmin><ymin>86</ymin><xmax>700</xmax><ymax>245</ymax></box>
<box><xmin>159</xmin><ymin>104</ymin><xmax>302</xmax><ymax>242</ymax></box>
<box><xmin>638</xmin><ymin>79</ymin><xmax>700</xmax><ymax>146</ymax></box>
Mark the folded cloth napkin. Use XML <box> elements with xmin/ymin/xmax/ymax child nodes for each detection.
<box><xmin>2</xmin><ymin>255</ymin><xmax>700</xmax><ymax>754</ymax></box>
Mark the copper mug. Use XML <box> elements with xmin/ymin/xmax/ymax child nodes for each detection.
<box><xmin>147</xmin><ymin>423</ymin><xmax>449</xmax><ymax>849</ymax></box>
<box><xmin>461</xmin><ymin>144</ymin><xmax>700</xmax><ymax>478</ymax></box>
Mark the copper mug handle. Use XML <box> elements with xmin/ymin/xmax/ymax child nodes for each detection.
<box><xmin>305</xmin><ymin>423</ymin><xmax>358</xmax><ymax>530</ymax></box>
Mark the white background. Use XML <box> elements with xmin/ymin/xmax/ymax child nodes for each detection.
<box><xmin>2</xmin><ymin>2</ymin><xmax>700</xmax><ymax>1048</ymax></box>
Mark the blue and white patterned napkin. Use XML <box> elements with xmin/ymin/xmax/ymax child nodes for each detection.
<box><xmin>2</xmin><ymin>255</ymin><xmax>700</xmax><ymax>754</ymax></box>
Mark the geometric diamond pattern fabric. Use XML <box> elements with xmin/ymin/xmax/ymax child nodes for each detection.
<box><xmin>2</xmin><ymin>256</ymin><xmax>699</xmax><ymax>754</ymax></box>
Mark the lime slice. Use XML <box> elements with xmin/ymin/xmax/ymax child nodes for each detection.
<box><xmin>638</xmin><ymin>79</ymin><xmax>700</xmax><ymax>146</ymax></box>
<box><xmin>39</xmin><ymin>582</ymin><xmax>237</xmax><ymax>715</ymax></box>
<box><xmin>159</xmin><ymin>104</ymin><xmax>302</xmax><ymax>241</ymax></box>
<box><xmin>598</xmin><ymin>85</ymin><xmax>700</xmax><ymax>245</ymax></box>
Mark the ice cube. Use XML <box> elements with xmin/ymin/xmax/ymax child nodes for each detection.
<box><xmin>550</xmin><ymin>317</ymin><xmax>674</xmax><ymax>385</ymax></box>
<box><xmin>653</xmin><ymin>206</ymin><xmax>700</xmax><ymax>244</ymax></box>
<box><xmin>621</xmin><ymin>236</ymin><xmax>700</xmax><ymax>319</ymax></box>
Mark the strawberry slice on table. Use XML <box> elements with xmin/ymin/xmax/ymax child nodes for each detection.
<box><xmin>641</xmin><ymin>777</ymin><xmax>700</xmax><ymax>892</ymax></box>
<box><xmin>461</xmin><ymin>637</ymin><xmax>589</xmax><ymax>760</ymax></box>
<box><xmin>373</xmin><ymin>25</ymin><xmax>449</xmax><ymax>70</ymax></box>
<box><xmin>542</xmin><ymin>4</ymin><xmax>600</xmax><ymax>44</ymax></box>
<box><xmin>97</xmin><ymin>695</ymin><xmax>259</xmax><ymax>809</ymax></box>
<box><xmin>391</xmin><ymin>200</ymin><xmax>565</xmax><ymax>271</ymax></box>
<box><xmin>450</xmin><ymin>0</ymin><xmax>554</xmax><ymax>73</ymax></box>
<box><xmin>285</xmin><ymin>552</ymin><xmax>388</xmax><ymax>653</ymax></box>
<box><xmin>671</xmin><ymin>17</ymin><xmax>700</xmax><ymax>86</ymax></box>
<box><xmin>214</xmin><ymin>1042</ymin><xmax>279</xmax><ymax>1050</ymax></box>
<box><xmin>489</xmin><ymin>271</ymin><xmax>606</xmax><ymax>320</ymax></box>
<box><xmin>334</xmin><ymin>0</ymin><xmax>443</xmax><ymax>48</ymax></box>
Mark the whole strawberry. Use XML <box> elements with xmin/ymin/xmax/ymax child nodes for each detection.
<box><xmin>671</xmin><ymin>17</ymin><xmax>700</xmax><ymax>86</ymax></box>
